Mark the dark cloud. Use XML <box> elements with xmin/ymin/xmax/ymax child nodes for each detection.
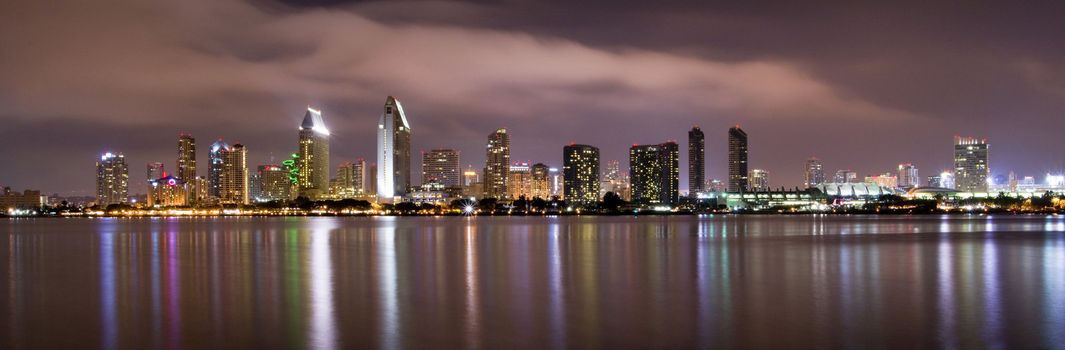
<box><xmin>2</xmin><ymin>0</ymin><xmax>1065</xmax><ymax>195</ymax></box>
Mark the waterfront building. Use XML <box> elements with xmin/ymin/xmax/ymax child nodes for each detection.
<box><xmin>147</xmin><ymin>162</ymin><xmax>165</xmax><ymax>184</ymax></box>
<box><xmin>329</xmin><ymin>162</ymin><xmax>358</xmax><ymax>199</ymax></box>
<box><xmin>508</xmin><ymin>163</ymin><xmax>532</xmax><ymax>199</ymax></box>
<box><xmin>208</xmin><ymin>139</ymin><xmax>229</xmax><ymax>198</ymax></box>
<box><xmin>531</xmin><ymin>163</ymin><xmax>551</xmax><ymax>199</ymax></box>
<box><xmin>804</xmin><ymin>157</ymin><xmax>825</xmax><ymax>188</ymax></box>
<box><xmin>940</xmin><ymin>171</ymin><xmax>956</xmax><ymax>189</ymax></box>
<box><xmin>564</xmin><ymin>144</ymin><xmax>601</xmax><ymax>205</ymax></box>
<box><xmin>834</xmin><ymin>169</ymin><xmax>858</xmax><ymax>183</ymax></box>
<box><xmin>298</xmin><ymin>107</ymin><xmax>330</xmax><ymax>199</ymax></box>
<box><xmin>707</xmin><ymin>179</ymin><xmax>727</xmax><ymax>192</ymax></box>
<box><xmin>629</xmin><ymin>142</ymin><xmax>679</xmax><ymax>206</ymax></box>
<box><xmin>749</xmin><ymin>169</ymin><xmax>770</xmax><ymax>191</ymax></box>
<box><xmin>422</xmin><ymin>149</ymin><xmax>460</xmax><ymax>188</ymax></box>
<box><xmin>602</xmin><ymin>159</ymin><xmax>630</xmax><ymax>200</ymax></box>
<box><xmin>689</xmin><ymin>126</ymin><xmax>705</xmax><ymax>193</ymax></box>
<box><xmin>484</xmin><ymin>128</ymin><xmax>510</xmax><ymax>199</ymax></box>
<box><xmin>177</xmin><ymin>134</ymin><xmax>196</xmax><ymax>181</ymax></box>
<box><xmin>367</xmin><ymin>163</ymin><xmax>377</xmax><ymax>196</ymax></box>
<box><xmin>728</xmin><ymin>126</ymin><xmax>748</xmax><ymax>192</ymax></box>
<box><xmin>147</xmin><ymin>175</ymin><xmax>187</xmax><ymax>207</ymax></box>
<box><xmin>259</xmin><ymin>165</ymin><xmax>293</xmax><ymax>202</ymax></box>
<box><xmin>1</xmin><ymin>188</ymin><xmax>44</xmax><ymax>210</ymax></box>
<box><xmin>351</xmin><ymin>159</ymin><xmax>367</xmax><ymax>195</ymax></box>
<box><xmin>377</xmin><ymin>96</ymin><xmax>412</xmax><ymax>200</ymax></box>
<box><xmin>249</xmin><ymin>172</ymin><xmax>262</xmax><ymax>202</ymax></box>
<box><xmin>463</xmin><ymin>166</ymin><xmax>479</xmax><ymax>187</ymax></box>
<box><xmin>954</xmin><ymin>136</ymin><xmax>989</xmax><ymax>192</ymax></box>
<box><xmin>219</xmin><ymin>144</ymin><xmax>248</xmax><ymax>205</ymax></box>
<box><xmin>897</xmin><ymin>163</ymin><xmax>919</xmax><ymax>189</ymax></box>
<box><xmin>549</xmin><ymin>167</ymin><xmax>563</xmax><ymax>198</ymax></box>
<box><xmin>187</xmin><ymin>176</ymin><xmax>209</xmax><ymax>205</ymax></box>
<box><xmin>96</xmin><ymin>152</ymin><xmax>129</xmax><ymax>206</ymax></box>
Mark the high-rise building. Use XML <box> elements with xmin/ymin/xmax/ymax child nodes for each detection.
<box><xmin>422</xmin><ymin>149</ymin><xmax>460</xmax><ymax>187</ymax></box>
<box><xmin>208</xmin><ymin>139</ymin><xmax>230</xmax><ymax>198</ymax></box>
<box><xmin>688</xmin><ymin>126</ymin><xmax>705</xmax><ymax>194</ymax></box>
<box><xmin>601</xmin><ymin>159</ymin><xmax>630</xmax><ymax>200</ymax></box>
<box><xmin>954</xmin><ymin>136</ymin><xmax>989</xmax><ymax>192</ymax></box>
<box><xmin>749</xmin><ymin>169</ymin><xmax>769</xmax><ymax>191</ymax></box>
<box><xmin>549</xmin><ymin>167</ymin><xmax>563</xmax><ymax>198</ymax></box>
<box><xmin>249</xmin><ymin>171</ymin><xmax>262</xmax><ymax>202</ymax></box>
<box><xmin>939</xmin><ymin>171</ymin><xmax>956</xmax><ymax>189</ymax></box>
<box><xmin>147</xmin><ymin>162</ymin><xmax>165</xmax><ymax>183</ymax></box>
<box><xmin>96</xmin><ymin>152</ymin><xmax>129</xmax><ymax>206</ymax></box>
<box><xmin>258</xmin><ymin>165</ymin><xmax>293</xmax><ymax>202</ymax></box>
<box><xmin>531</xmin><ymin>163</ymin><xmax>551</xmax><ymax>199</ymax></box>
<box><xmin>463</xmin><ymin>166</ymin><xmax>479</xmax><ymax>186</ymax></box>
<box><xmin>148</xmin><ymin>175</ymin><xmax>187</xmax><ymax>207</ymax></box>
<box><xmin>897</xmin><ymin>163</ymin><xmax>919</xmax><ymax>189</ymax></box>
<box><xmin>377</xmin><ymin>96</ymin><xmax>412</xmax><ymax>200</ymax></box>
<box><xmin>351</xmin><ymin>159</ymin><xmax>366</xmax><ymax>195</ymax></box>
<box><xmin>367</xmin><ymin>163</ymin><xmax>377</xmax><ymax>196</ymax></box>
<box><xmin>1008</xmin><ymin>171</ymin><xmax>1018</xmax><ymax>192</ymax></box>
<box><xmin>177</xmin><ymin>134</ymin><xmax>196</xmax><ymax>181</ymax></box>
<box><xmin>484</xmin><ymin>128</ymin><xmax>510</xmax><ymax>199</ymax></box>
<box><xmin>865</xmin><ymin>173</ymin><xmax>898</xmax><ymax>188</ymax></box>
<box><xmin>188</xmin><ymin>176</ymin><xmax>209</xmax><ymax>205</ymax></box>
<box><xmin>564</xmin><ymin>144</ymin><xmax>601</xmax><ymax>205</ymax></box>
<box><xmin>804</xmin><ymin>157</ymin><xmax>825</xmax><ymax>188</ymax></box>
<box><xmin>728</xmin><ymin>126</ymin><xmax>748</xmax><ymax>192</ymax></box>
<box><xmin>629</xmin><ymin>142</ymin><xmax>679</xmax><ymax>206</ymax></box>
<box><xmin>834</xmin><ymin>169</ymin><xmax>858</xmax><ymax>183</ymax></box>
<box><xmin>298</xmin><ymin>107</ymin><xmax>330</xmax><ymax>199</ymax></box>
<box><xmin>331</xmin><ymin>162</ymin><xmax>358</xmax><ymax>199</ymax></box>
<box><xmin>219</xmin><ymin>143</ymin><xmax>248</xmax><ymax>204</ymax></box>
<box><xmin>508</xmin><ymin>163</ymin><xmax>532</xmax><ymax>199</ymax></box>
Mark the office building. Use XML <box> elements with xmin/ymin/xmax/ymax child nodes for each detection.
<box><xmin>484</xmin><ymin>128</ymin><xmax>510</xmax><ymax>199</ymax></box>
<box><xmin>531</xmin><ymin>163</ymin><xmax>551</xmax><ymax>199</ymax></box>
<box><xmin>688</xmin><ymin>126</ymin><xmax>705</xmax><ymax>193</ymax></box>
<box><xmin>463</xmin><ymin>166</ymin><xmax>479</xmax><ymax>186</ymax></box>
<box><xmin>96</xmin><ymin>152</ymin><xmax>129</xmax><ymax>206</ymax></box>
<box><xmin>954</xmin><ymin>136</ymin><xmax>989</xmax><ymax>192</ymax></box>
<box><xmin>804</xmin><ymin>157</ymin><xmax>825</xmax><ymax>188</ymax></box>
<box><xmin>549</xmin><ymin>167</ymin><xmax>563</xmax><ymax>198</ymax></box>
<box><xmin>298</xmin><ymin>107</ymin><xmax>330</xmax><ymax>199</ymax></box>
<box><xmin>508</xmin><ymin>163</ymin><xmax>532</xmax><ymax>199</ymax></box>
<box><xmin>147</xmin><ymin>162</ymin><xmax>165</xmax><ymax>184</ymax></box>
<box><xmin>351</xmin><ymin>159</ymin><xmax>367</xmax><ymax>195</ymax></box>
<box><xmin>629</xmin><ymin>142</ymin><xmax>679</xmax><ymax>206</ymax></box>
<box><xmin>422</xmin><ymin>149</ymin><xmax>460</xmax><ymax>187</ymax></box>
<box><xmin>0</xmin><ymin>187</ymin><xmax>44</xmax><ymax>210</ymax></box>
<box><xmin>728</xmin><ymin>126</ymin><xmax>748</xmax><ymax>192</ymax></box>
<box><xmin>332</xmin><ymin>162</ymin><xmax>358</xmax><ymax>199</ymax></box>
<box><xmin>177</xmin><ymin>134</ymin><xmax>196</xmax><ymax>181</ymax></box>
<box><xmin>219</xmin><ymin>144</ymin><xmax>248</xmax><ymax>204</ymax></box>
<box><xmin>897</xmin><ymin>163</ymin><xmax>919</xmax><ymax>189</ymax></box>
<box><xmin>564</xmin><ymin>144</ymin><xmax>601</xmax><ymax>205</ymax></box>
<box><xmin>749</xmin><ymin>169</ymin><xmax>769</xmax><ymax>191</ymax></box>
<box><xmin>259</xmin><ymin>165</ymin><xmax>293</xmax><ymax>202</ymax></box>
<box><xmin>208</xmin><ymin>139</ymin><xmax>229</xmax><ymax>198</ymax></box>
<box><xmin>834</xmin><ymin>169</ymin><xmax>858</xmax><ymax>183</ymax></box>
<box><xmin>377</xmin><ymin>96</ymin><xmax>412</xmax><ymax>200</ymax></box>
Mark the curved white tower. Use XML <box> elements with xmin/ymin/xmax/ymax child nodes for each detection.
<box><xmin>377</xmin><ymin>96</ymin><xmax>411</xmax><ymax>201</ymax></box>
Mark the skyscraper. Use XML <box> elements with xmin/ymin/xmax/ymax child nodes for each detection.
<box><xmin>422</xmin><ymin>149</ymin><xmax>460</xmax><ymax>187</ymax></box>
<box><xmin>352</xmin><ymin>159</ymin><xmax>366</xmax><ymax>195</ymax></box>
<box><xmin>954</xmin><ymin>136</ymin><xmax>989</xmax><ymax>192</ymax></box>
<box><xmin>629</xmin><ymin>142</ymin><xmax>679</xmax><ymax>206</ymax></box>
<box><xmin>258</xmin><ymin>165</ymin><xmax>293</xmax><ymax>202</ymax></box>
<box><xmin>508</xmin><ymin>162</ymin><xmax>532</xmax><ymax>199</ymax></box>
<box><xmin>484</xmin><ymin>128</ymin><xmax>510</xmax><ymax>199</ymax></box>
<box><xmin>147</xmin><ymin>162</ymin><xmax>165</xmax><ymax>182</ymax></box>
<box><xmin>298</xmin><ymin>107</ymin><xmax>330</xmax><ymax>199</ymax></box>
<box><xmin>96</xmin><ymin>152</ymin><xmax>129</xmax><ymax>206</ymax></box>
<box><xmin>332</xmin><ymin>162</ymin><xmax>358</xmax><ymax>199</ymax></box>
<box><xmin>208</xmin><ymin>139</ymin><xmax>230</xmax><ymax>199</ymax></box>
<box><xmin>564</xmin><ymin>144</ymin><xmax>601</xmax><ymax>205</ymax></box>
<box><xmin>804</xmin><ymin>157</ymin><xmax>825</xmax><ymax>188</ymax></box>
<box><xmin>463</xmin><ymin>166</ymin><xmax>479</xmax><ymax>186</ymax></box>
<box><xmin>219</xmin><ymin>143</ymin><xmax>248</xmax><ymax>205</ymax></box>
<box><xmin>531</xmin><ymin>163</ymin><xmax>551</xmax><ymax>199</ymax></box>
<box><xmin>728</xmin><ymin>126</ymin><xmax>749</xmax><ymax>192</ymax></box>
<box><xmin>749</xmin><ymin>169</ymin><xmax>769</xmax><ymax>191</ymax></box>
<box><xmin>177</xmin><ymin>134</ymin><xmax>196</xmax><ymax>181</ymax></box>
<box><xmin>897</xmin><ymin>163</ymin><xmax>919</xmax><ymax>189</ymax></box>
<box><xmin>688</xmin><ymin>126</ymin><xmax>705</xmax><ymax>194</ymax></box>
<box><xmin>377</xmin><ymin>96</ymin><xmax>412</xmax><ymax>200</ymax></box>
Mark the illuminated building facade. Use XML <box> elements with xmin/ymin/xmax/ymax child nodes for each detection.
<box><xmin>629</xmin><ymin>142</ymin><xmax>678</xmax><ymax>206</ymax></box>
<box><xmin>219</xmin><ymin>143</ymin><xmax>248</xmax><ymax>204</ymax></box>
<box><xmin>954</xmin><ymin>136</ymin><xmax>989</xmax><ymax>192</ymax></box>
<box><xmin>688</xmin><ymin>126</ymin><xmax>705</xmax><ymax>194</ymax></box>
<box><xmin>834</xmin><ymin>169</ymin><xmax>858</xmax><ymax>183</ymax></box>
<box><xmin>564</xmin><ymin>144</ymin><xmax>600</xmax><ymax>205</ymax></box>
<box><xmin>531</xmin><ymin>163</ymin><xmax>551</xmax><ymax>199</ymax></box>
<box><xmin>749</xmin><ymin>169</ymin><xmax>770</xmax><ymax>191</ymax></box>
<box><xmin>865</xmin><ymin>173</ymin><xmax>898</xmax><ymax>188</ymax></box>
<box><xmin>728</xmin><ymin>126</ymin><xmax>748</xmax><ymax>192</ymax></box>
<box><xmin>422</xmin><ymin>149</ymin><xmax>460</xmax><ymax>187</ymax></box>
<box><xmin>332</xmin><ymin>162</ymin><xmax>358</xmax><ymax>199</ymax></box>
<box><xmin>187</xmin><ymin>176</ymin><xmax>209</xmax><ymax>205</ymax></box>
<box><xmin>147</xmin><ymin>162</ymin><xmax>165</xmax><ymax>184</ymax></box>
<box><xmin>258</xmin><ymin>165</ymin><xmax>293</xmax><ymax>202</ymax></box>
<box><xmin>804</xmin><ymin>157</ymin><xmax>825</xmax><ymax>188</ymax></box>
<box><xmin>897</xmin><ymin>163</ymin><xmax>919</xmax><ymax>189</ymax></box>
<box><xmin>177</xmin><ymin>134</ymin><xmax>196</xmax><ymax>181</ymax></box>
<box><xmin>1</xmin><ymin>188</ymin><xmax>44</xmax><ymax>210</ymax></box>
<box><xmin>377</xmin><ymin>96</ymin><xmax>412</xmax><ymax>200</ymax></box>
<box><xmin>463</xmin><ymin>166</ymin><xmax>479</xmax><ymax>186</ymax></box>
<box><xmin>298</xmin><ymin>107</ymin><xmax>330</xmax><ymax>199</ymax></box>
<box><xmin>351</xmin><ymin>159</ymin><xmax>366</xmax><ymax>195</ymax></box>
<box><xmin>508</xmin><ymin>163</ymin><xmax>532</xmax><ymax>199</ymax></box>
<box><xmin>208</xmin><ymin>139</ymin><xmax>229</xmax><ymax>198</ymax></box>
<box><xmin>96</xmin><ymin>152</ymin><xmax>129</xmax><ymax>206</ymax></box>
<box><xmin>147</xmin><ymin>175</ymin><xmax>187</xmax><ymax>207</ymax></box>
<box><xmin>484</xmin><ymin>128</ymin><xmax>510</xmax><ymax>199</ymax></box>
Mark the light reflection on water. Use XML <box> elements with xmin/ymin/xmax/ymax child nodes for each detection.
<box><xmin>2</xmin><ymin>215</ymin><xmax>1065</xmax><ymax>349</ymax></box>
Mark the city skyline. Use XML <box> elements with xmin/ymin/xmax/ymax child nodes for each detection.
<box><xmin>5</xmin><ymin>1</ymin><xmax>1065</xmax><ymax>195</ymax></box>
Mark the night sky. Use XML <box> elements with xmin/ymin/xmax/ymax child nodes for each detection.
<box><xmin>3</xmin><ymin>0</ymin><xmax>1065</xmax><ymax>196</ymax></box>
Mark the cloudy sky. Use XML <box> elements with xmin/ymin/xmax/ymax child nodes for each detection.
<box><xmin>2</xmin><ymin>0</ymin><xmax>1065</xmax><ymax>196</ymax></box>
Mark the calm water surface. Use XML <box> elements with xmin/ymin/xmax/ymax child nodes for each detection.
<box><xmin>3</xmin><ymin>215</ymin><xmax>1065</xmax><ymax>349</ymax></box>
